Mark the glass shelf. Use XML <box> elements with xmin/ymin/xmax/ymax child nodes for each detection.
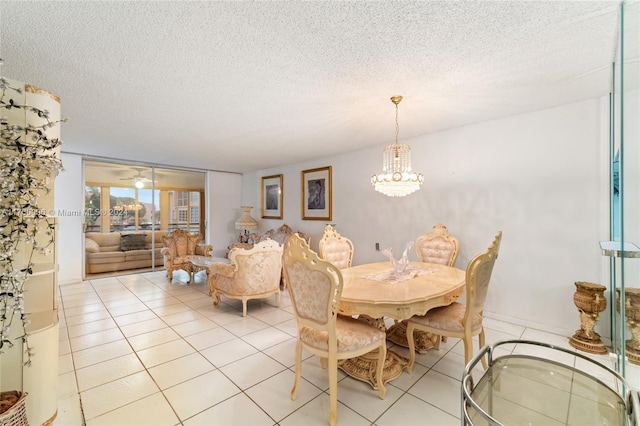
<box><xmin>600</xmin><ymin>241</ymin><xmax>640</xmax><ymax>258</ymax></box>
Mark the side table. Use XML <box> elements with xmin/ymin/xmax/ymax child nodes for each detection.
<box><xmin>185</xmin><ymin>255</ymin><xmax>230</xmax><ymax>283</ymax></box>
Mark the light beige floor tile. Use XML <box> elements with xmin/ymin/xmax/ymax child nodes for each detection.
<box><xmin>60</xmin><ymin>294</ymin><xmax>103</xmax><ymax>308</ymax></box>
<box><xmin>162</xmin><ymin>370</ymin><xmax>241</xmax><ymax>421</ymax></box>
<box><xmin>160</xmin><ymin>309</ymin><xmax>205</xmax><ymax>326</ymax></box>
<box><xmin>152</xmin><ymin>302</ymin><xmax>192</xmax><ymax>316</ymax></box>
<box><xmin>136</xmin><ymin>338</ymin><xmax>196</xmax><ymax>368</ymax></box>
<box><xmin>171</xmin><ymin>317</ymin><xmax>218</xmax><ymax>337</ymax></box>
<box><xmin>76</xmin><ymin>353</ymin><xmax>145</xmax><ymax>392</ymax></box>
<box><xmin>58</xmin><ymin>338</ymin><xmax>71</xmax><ymax>356</ymax></box>
<box><xmin>108</xmin><ymin>301</ymin><xmax>155</xmax><ymax>317</ymax></box>
<box><xmin>293</xmin><ymin>356</ymin><xmax>347</xmax><ymax>391</ymax></box>
<box><xmin>262</xmin><ymin>338</ymin><xmax>306</xmax><ymax>369</ymax></box>
<box><xmin>147</xmin><ymin>352</ymin><xmax>215</xmax><ymax>390</ymax></box>
<box><xmin>183</xmin><ymin>326</ymin><xmax>236</xmax><ymax>351</ymax></box>
<box><xmin>142</xmin><ymin>295</ymin><xmax>182</xmax><ymax>308</ymax></box>
<box><xmin>376</xmin><ymin>392</ymin><xmax>459</xmax><ymax>425</ymax></box>
<box><xmin>183</xmin><ymin>392</ymin><xmax>274</xmax><ymax>426</ymax></box>
<box><xmin>126</xmin><ymin>327</ymin><xmax>181</xmax><ymax>352</ymax></box>
<box><xmin>219</xmin><ymin>352</ymin><xmax>286</xmax><ymax>389</ymax></box>
<box><xmin>73</xmin><ymin>339</ymin><xmax>133</xmax><ymax>369</ymax></box>
<box><xmin>58</xmin><ymin>353</ymin><xmax>74</xmax><ymax>375</ymax></box>
<box><xmin>279</xmin><ymin>393</ymin><xmax>370</xmax><ymax>426</ymax></box>
<box><xmin>85</xmin><ymin>392</ymin><xmax>180</xmax><ymax>426</ymax></box>
<box><xmin>223</xmin><ymin>317</ymin><xmax>270</xmax><ymax>337</ymax></box>
<box><xmin>241</xmin><ymin>326</ymin><xmax>293</xmax><ymax>351</ymax></box>
<box><xmin>113</xmin><ymin>309</ymin><xmax>158</xmax><ymax>326</ymax></box>
<box><xmin>273</xmin><ymin>318</ymin><xmax>298</xmax><ymax>337</ymax></box>
<box><xmin>55</xmin><ymin>392</ymin><xmax>85</xmax><ymax>426</ymax></box>
<box><xmin>70</xmin><ymin>327</ymin><xmax>125</xmax><ymax>352</ymax></box>
<box><xmin>334</xmin><ymin>375</ymin><xmax>404</xmax><ymax>422</ymax></box>
<box><xmin>81</xmin><ymin>371</ymin><xmax>159</xmax><ymax>421</ymax></box>
<box><xmin>250</xmin><ymin>305</ymin><xmax>295</xmax><ymax>325</ymax></box>
<box><xmin>408</xmin><ymin>369</ymin><xmax>461</xmax><ymax>417</ymax></box>
<box><xmin>431</xmin><ymin>349</ymin><xmax>483</xmax><ymax>380</ymax></box>
<box><xmin>57</xmin><ymin>371</ymin><xmax>79</xmax><ymax>398</ymax></box>
<box><xmin>64</xmin><ymin>309</ymin><xmax>112</xmax><ymax>327</ymax></box>
<box><xmin>245</xmin><ymin>370</ymin><xmax>323</xmax><ymax>422</ymax></box>
<box><xmin>67</xmin><ymin>318</ymin><xmax>117</xmax><ymax>338</ymax></box>
<box><xmin>119</xmin><ymin>317</ymin><xmax>168</xmax><ymax>338</ymax></box>
<box><xmin>200</xmin><ymin>338</ymin><xmax>259</xmax><ymax>368</ymax></box>
<box><xmin>63</xmin><ymin>303</ymin><xmax>107</xmax><ymax>318</ymax></box>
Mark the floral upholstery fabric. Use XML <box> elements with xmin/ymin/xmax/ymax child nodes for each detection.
<box><xmin>161</xmin><ymin>229</ymin><xmax>211</xmax><ymax>280</ymax></box>
<box><xmin>409</xmin><ymin>302</ymin><xmax>483</xmax><ymax>334</ymax></box>
<box><xmin>285</xmin><ymin>260</ymin><xmax>333</xmax><ymax>323</ymax></box>
<box><xmin>321</xmin><ymin>238</ymin><xmax>352</xmax><ymax>269</ymax></box>
<box><xmin>208</xmin><ymin>239</ymin><xmax>283</xmax><ymax>316</ymax></box>
<box><xmin>417</xmin><ymin>238</ymin><xmax>456</xmax><ymax>265</ymax></box>
<box><xmin>300</xmin><ymin>316</ymin><xmax>386</xmax><ymax>352</ymax></box>
<box><xmin>212</xmin><ymin>250</ymin><xmax>282</xmax><ymax>295</ymax></box>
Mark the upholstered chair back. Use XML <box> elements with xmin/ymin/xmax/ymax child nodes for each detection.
<box><xmin>414</xmin><ymin>224</ymin><xmax>459</xmax><ymax>266</ymax></box>
<box><xmin>464</xmin><ymin>231</ymin><xmax>502</xmax><ymax>327</ymax></box>
<box><xmin>318</xmin><ymin>225</ymin><xmax>354</xmax><ymax>269</ymax></box>
<box><xmin>227</xmin><ymin>240</ymin><xmax>284</xmax><ymax>294</ymax></box>
<box><xmin>208</xmin><ymin>238</ymin><xmax>283</xmax><ymax>317</ymax></box>
<box><xmin>284</xmin><ymin>234</ymin><xmax>341</xmax><ymax>326</ymax></box>
<box><xmin>162</xmin><ymin>228</ymin><xmax>202</xmax><ymax>258</ymax></box>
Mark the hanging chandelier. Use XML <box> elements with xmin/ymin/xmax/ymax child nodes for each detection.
<box><xmin>371</xmin><ymin>96</ymin><xmax>424</xmax><ymax>197</ymax></box>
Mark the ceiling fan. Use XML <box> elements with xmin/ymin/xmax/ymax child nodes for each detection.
<box><xmin>120</xmin><ymin>168</ymin><xmax>153</xmax><ymax>188</ymax></box>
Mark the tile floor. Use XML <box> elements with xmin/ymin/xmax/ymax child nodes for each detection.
<box><xmin>54</xmin><ymin>269</ymin><xmax>623</xmax><ymax>426</ymax></box>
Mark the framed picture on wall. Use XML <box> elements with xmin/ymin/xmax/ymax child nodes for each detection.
<box><xmin>301</xmin><ymin>166</ymin><xmax>332</xmax><ymax>221</ymax></box>
<box><xmin>261</xmin><ymin>174</ymin><xmax>283</xmax><ymax>219</ymax></box>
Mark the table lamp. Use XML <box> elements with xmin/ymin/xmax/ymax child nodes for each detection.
<box><xmin>235</xmin><ymin>206</ymin><xmax>258</xmax><ymax>243</ymax></box>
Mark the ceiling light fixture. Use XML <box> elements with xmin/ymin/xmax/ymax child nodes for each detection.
<box><xmin>371</xmin><ymin>96</ymin><xmax>424</xmax><ymax>197</ymax></box>
<box><xmin>135</xmin><ymin>179</ymin><xmax>144</xmax><ymax>189</ymax></box>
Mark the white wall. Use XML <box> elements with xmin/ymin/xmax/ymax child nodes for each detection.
<box><xmin>245</xmin><ymin>98</ymin><xmax>609</xmax><ymax>336</ymax></box>
<box><xmin>206</xmin><ymin>171</ymin><xmax>242</xmax><ymax>258</ymax></box>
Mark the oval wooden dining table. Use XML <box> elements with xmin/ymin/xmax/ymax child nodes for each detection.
<box><xmin>337</xmin><ymin>261</ymin><xmax>466</xmax><ymax>389</ymax></box>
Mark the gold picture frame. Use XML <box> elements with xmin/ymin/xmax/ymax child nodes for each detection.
<box><xmin>301</xmin><ymin>166</ymin><xmax>332</xmax><ymax>220</ymax></box>
<box><xmin>261</xmin><ymin>174</ymin><xmax>283</xmax><ymax>219</ymax></box>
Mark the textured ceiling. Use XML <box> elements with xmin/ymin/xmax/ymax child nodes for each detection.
<box><xmin>0</xmin><ymin>1</ymin><xmax>621</xmax><ymax>173</ymax></box>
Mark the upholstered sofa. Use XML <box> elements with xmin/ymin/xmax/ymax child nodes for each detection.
<box><xmin>85</xmin><ymin>231</ymin><xmax>167</xmax><ymax>274</ymax></box>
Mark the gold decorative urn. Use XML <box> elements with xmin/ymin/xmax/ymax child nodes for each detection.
<box><xmin>616</xmin><ymin>287</ymin><xmax>640</xmax><ymax>365</ymax></box>
<box><xmin>569</xmin><ymin>281</ymin><xmax>608</xmax><ymax>354</ymax></box>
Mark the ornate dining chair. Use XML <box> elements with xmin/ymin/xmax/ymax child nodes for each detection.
<box><xmin>318</xmin><ymin>224</ymin><xmax>354</xmax><ymax>269</ymax></box>
<box><xmin>208</xmin><ymin>239</ymin><xmax>283</xmax><ymax>317</ymax></box>
<box><xmin>406</xmin><ymin>231</ymin><xmax>502</xmax><ymax>372</ymax></box>
<box><xmin>414</xmin><ymin>223</ymin><xmax>459</xmax><ymax>266</ymax></box>
<box><xmin>161</xmin><ymin>229</ymin><xmax>212</xmax><ymax>281</ymax></box>
<box><xmin>282</xmin><ymin>234</ymin><xmax>387</xmax><ymax>426</ymax></box>
<box><xmin>388</xmin><ymin>224</ymin><xmax>460</xmax><ymax>350</ymax></box>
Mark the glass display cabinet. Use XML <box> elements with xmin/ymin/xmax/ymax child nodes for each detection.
<box><xmin>605</xmin><ymin>0</ymin><xmax>640</xmax><ymax>389</ymax></box>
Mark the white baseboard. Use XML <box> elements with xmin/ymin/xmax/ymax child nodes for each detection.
<box><xmin>483</xmin><ymin>310</ymin><xmax>575</xmax><ymax>338</ymax></box>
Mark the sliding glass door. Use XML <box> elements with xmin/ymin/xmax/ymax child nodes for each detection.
<box><xmin>84</xmin><ymin>160</ymin><xmax>206</xmax><ymax>274</ymax></box>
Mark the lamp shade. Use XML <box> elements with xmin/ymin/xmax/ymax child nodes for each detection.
<box><xmin>235</xmin><ymin>206</ymin><xmax>258</xmax><ymax>230</ymax></box>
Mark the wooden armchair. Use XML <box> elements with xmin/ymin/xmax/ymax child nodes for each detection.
<box><xmin>161</xmin><ymin>229</ymin><xmax>212</xmax><ymax>282</ymax></box>
<box><xmin>208</xmin><ymin>239</ymin><xmax>283</xmax><ymax>317</ymax></box>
